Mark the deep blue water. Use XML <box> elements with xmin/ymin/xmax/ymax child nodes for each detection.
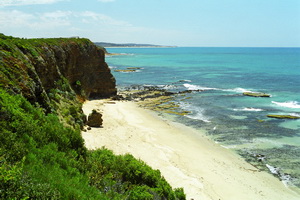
<box><xmin>106</xmin><ymin>47</ymin><xmax>300</xmax><ymax>187</ymax></box>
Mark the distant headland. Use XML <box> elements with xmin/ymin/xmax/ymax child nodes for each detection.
<box><xmin>94</xmin><ymin>42</ymin><xmax>176</xmax><ymax>48</ymax></box>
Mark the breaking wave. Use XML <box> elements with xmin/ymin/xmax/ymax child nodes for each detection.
<box><xmin>272</xmin><ymin>101</ymin><xmax>300</xmax><ymax>109</ymax></box>
<box><xmin>183</xmin><ymin>84</ymin><xmax>254</xmax><ymax>93</ymax></box>
<box><xmin>233</xmin><ymin>107</ymin><xmax>264</xmax><ymax>112</ymax></box>
<box><xmin>179</xmin><ymin>102</ymin><xmax>211</xmax><ymax>123</ymax></box>
<box><xmin>183</xmin><ymin>83</ymin><xmax>218</xmax><ymax>91</ymax></box>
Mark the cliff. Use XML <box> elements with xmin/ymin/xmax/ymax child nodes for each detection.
<box><xmin>0</xmin><ymin>34</ymin><xmax>116</xmax><ymax>102</ymax></box>
<box><xmin>0</xmin><ymin>34</ymin><xmax>116</xmax><ymax>127</ymax></box>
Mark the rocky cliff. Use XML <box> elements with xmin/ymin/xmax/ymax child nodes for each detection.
<box><xmin>0</xmin><ymin>34</ymin><xmax>116</xmax><ymax>103</ymax></box>
<box><xmin>0</xmin><ymin>34</ymin><xmax>116</xmax><ymax>126</ymax></box>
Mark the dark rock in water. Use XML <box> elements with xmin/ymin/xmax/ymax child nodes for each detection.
<box><xmin>255</xmin><ymin>154</ymin><xmax>266</xmax><ymax>162</ymax></box>
<box><xmin>111</xmin><ymin>94</ymin><xmax>125</xmax><ymax>101</ymax></box>
<box><xmin>164</xmin><ymin>91</ymin><xmax>176</xmax><ymax>96</ymax></box>
<box><xmin>87</xmin><ymin>110</ymin><xmax>103</xmax><ymax>127</ymax></box>
<box><xmin>178</xmin><ymin>90</ymin><xmax>193</xmax><ymax>94</ymax></box>
<box><xmin>243</xmin><ymin>92</ymin><xmax>271</xmax><ymax>97</ymax></box>
<box><xmin>267</xmin><ymin>115</ymin><xmax>300</xmax><ymax>119</ymax></box>
<box><xmin>127</xmin><ymin>67</ymin><xmax>142</xmax><ymax>70</ymax></box>
<box><xmin>114</xmin><ymin>69</ymin><xmax>136</xmax><ymax>72</ymax></box>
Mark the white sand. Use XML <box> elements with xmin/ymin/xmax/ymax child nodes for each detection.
<box><xmin>82</xmin><ymin>99</ymin><xmax>300</xmax><ymax>200</ymax></box>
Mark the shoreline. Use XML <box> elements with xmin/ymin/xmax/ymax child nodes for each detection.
<box><xmin>81</xmin><ymin>99</ymin><xmax>300</xmax><ymax>200</ymax></box>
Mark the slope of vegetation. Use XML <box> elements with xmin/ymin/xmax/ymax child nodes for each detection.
<box><xmin>0</xmin><ymin>34</ymin><xmax>185</xmax><ymax>199</ymax></box>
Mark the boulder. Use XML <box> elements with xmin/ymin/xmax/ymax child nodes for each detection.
<box><xmin>87</xmin><ymin>110</ymin><xmax>103</xmax><ymax>127</ymax></box>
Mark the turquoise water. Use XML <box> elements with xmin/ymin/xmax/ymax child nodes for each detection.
<box><xmin>106</xmin><ymin>47</ymin><xmax>300</xmax><ymax>187</ymax></box>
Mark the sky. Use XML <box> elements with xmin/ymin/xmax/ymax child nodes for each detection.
<box><xmin>0</xmin><ymin>0</ymin><xmax>300</xmax><ymax>47</ymax></box>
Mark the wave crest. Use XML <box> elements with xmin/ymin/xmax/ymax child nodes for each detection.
<box><xmin>183</xmin><ymin>83</ymin><xmax>217</xmax><ymax>91</ymax></box>
<box><xmin>272</xmin><ymin>101</ymin><xmax>300</xmax><ymax>109</ymax></box>
<box><xmin>183</xmin><ymin>84</ymin><xmax>253</xmax><ymax>93</ymax></box>
<box><xmin>223</xmin><ymin>88</ymin><xmax>253</xmax><ymax>93</ymax></box>
<box><xmin>233</xmin><ymin>107</ymin><xmax>264</xmax><ymax>112</ymax></box>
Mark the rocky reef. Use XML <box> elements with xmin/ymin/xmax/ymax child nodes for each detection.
<box><xmin>115</xmin><ymin>85</ymin><xmax>194</xmax><ymax>116</ymax></box>
<box><xmin>267</xmin><ymin>114</ymin><xmax>300</xmax><ymax>119</ymax></box>
<box><xmin>243</xmin><ymin>92</ymin><xmax>271</xmax><ymax>97</ymax></box>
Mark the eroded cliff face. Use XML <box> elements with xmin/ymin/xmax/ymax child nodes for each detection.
<box><xmin>0</xmin><ymin>34</ymin><xmax>116</xmax><ymax>127</ymax></box>
<box><xmin>33</xmin><ymin>39</ymin><xmax>116</xmax><ymax>98</ymax></box>
<box><xmin>0</xmin><ymin>35</ymin><xmax>116</xmax><ymax>101</ymax></box>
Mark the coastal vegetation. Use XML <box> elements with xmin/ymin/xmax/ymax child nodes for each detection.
<box><xmin>0</xmin><ymin>34</ymin><xmax>185</xmax><ymax>199</ymax></box>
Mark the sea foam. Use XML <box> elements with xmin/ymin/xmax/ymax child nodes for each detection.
<box><xmin>233</xmin><ymin>107</ymin><xmax>264</xmax><ymax>112</ymax></box>
<box><xmin>183</xmin><ymin>84</ymin><xmax>253</xmax><ymax>93</ymax></box>
<box><xmin>272</xmin><ymin>101</ymin><xmax>300</xmax><ymax>109</ymax></box>
<box><xmin>179</xmin><ymin>102</ymin><xmax>211</xmax><ymax>123</ymax></box>
<box><xmin>289</xmin><ymin>113</ymin><xmax>300</xmax><ymax>117</ymax></box>
<box><xmin>183</xmin><ymin>83</ymin><xmax>218</xmax><ymax>91</ymax></box>
<box><xmin>223</xmin><ymin>87</ymin><xmax>253</xmax><ymax>93</ymax></box>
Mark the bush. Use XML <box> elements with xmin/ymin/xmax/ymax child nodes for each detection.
<box><xmin>87</xmin><ymin>148</ymin><xmax>185</xmax><ymax>200</ymax></box>
<box><xmin>0</xmin><ymin>90</ymin><xmax>186</xmax><ymax>199</ymax></box>
<box><xmin>0</xmin><ymin>90</ymin><xmax>98</xmax><ymax>199</ymax></box>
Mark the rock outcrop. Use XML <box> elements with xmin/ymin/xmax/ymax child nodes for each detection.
<box><xmin>243</xmin><ymin>92</ymin><xmax>271</xmax><ymax>97</ymax></box>
<box><xmin>267</xmin><ymin>115</ymin><xmax>300</xmax><ymax>119</ymax></box>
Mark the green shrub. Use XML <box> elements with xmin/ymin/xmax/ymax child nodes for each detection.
<box><xmin>87</xmin><ymin>148</ymin><xmax>185</xmax><ymax>200</ymax></box>
<box><xmin>0</xmin><ymin>90</ymin><xmax>96</xmax><ymax>199</ymax></box>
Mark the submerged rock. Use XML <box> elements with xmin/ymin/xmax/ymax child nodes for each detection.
<box><xmin>243</xmin><ymin>92</ymin><xmax>271</xmax><ymax>97</ymax></box>
<box><xmin>114</xmin><ymin>69</ymin><xmax>136</xmax><ymax>73</ymax></box>
<box><xmin>87</xmin><ymin>110</ymin><xmax>103</xmax><ymax>127</ymax></box>
<box><xmin>127</xmin><ymin>67</ymin><xmax>142</xmax><ymax>70</ymax></box>
<box><xmin>267</xmin><ymin>115</ymin><xmax>300</xmax><ymax>119</ymax></box>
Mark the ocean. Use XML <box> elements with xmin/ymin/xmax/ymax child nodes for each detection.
<box><xmin>105</xmin><ymin>47</ymin><xmax>300</xmax><ymax>188</ymax></box>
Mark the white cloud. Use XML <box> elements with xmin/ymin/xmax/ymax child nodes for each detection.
<box><xmin>42</xmin><ymin>10</ymin><xmax>72</xmax><ymax>19</ymax></box>
<box><xmin>0</xmin><ymin>10</ymin><xmax>34</xmax><ymax>27</ymax></box>
<box><xmin>0</xmin><ymin>9</ymin><xmax>133</xmax><ymax>38</ymax></box>
<box><xmin>0</xmin><ymin>10</ymin><xmax>130</xmax><ymax>28</ymax></box>
<box><xmin>37</xmin><ymin>11</ymin><xmax>72</xmax><ymax>28</ymax></box>
<box><xmin>0</xmin><ymin>9</ymin><xmax>180</xmax><ymax>45</ymax></box>
<box><xmin>0</xmin><ymin>0</ymin><xmax>66</xmax><ymax>7</ymax></box>
<box><xmin>80</xmin><ymin>11</ymin><xmax>131</xmax><ymax>26</ymax></box>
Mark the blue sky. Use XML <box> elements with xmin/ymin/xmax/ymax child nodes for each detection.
<box><xmin>0</xmin><ymin>0</ymin><xmax>299</xmax><ymax>47</ymax></box>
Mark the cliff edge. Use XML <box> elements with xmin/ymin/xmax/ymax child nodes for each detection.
<box><xmin>0</xmin><ymin>34</ymin><xmax>116</xmax><ymax>127</ymax></box>
<box><xmin>0</xmin><ymin>34</ymin><xmax>116</xmax><ymax>107</ymax></box>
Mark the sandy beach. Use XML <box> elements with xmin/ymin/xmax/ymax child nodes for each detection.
<box><xmin>82</xmin><ymin>99</ymin><xmax>300</xmax><ymax>200</ymax></box>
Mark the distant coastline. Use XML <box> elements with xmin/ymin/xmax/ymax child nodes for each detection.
<box><xmin>94</xmin><ymin>42</ymin><xmax>176</xmax><ymax>48</ymax></box>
